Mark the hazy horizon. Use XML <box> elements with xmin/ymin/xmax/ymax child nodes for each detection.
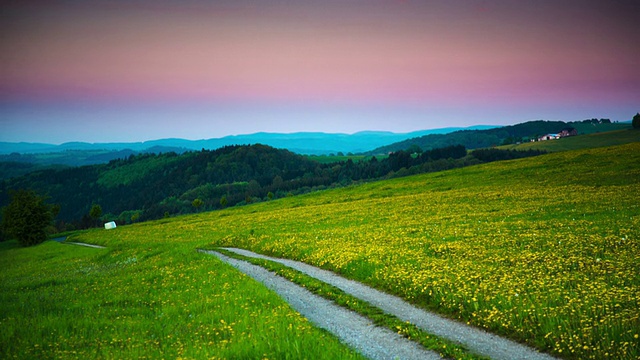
<box><xmin>2</xmin><ymin>1</ymin><xmax>638</xmax><ymax>144</ymax></box>
<box><xmin>1</xmin><ymin>123</ymin><xmax>504</xmax><ymax>146</ymax></box>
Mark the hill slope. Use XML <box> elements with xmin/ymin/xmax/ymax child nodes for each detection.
<box><xmin>69</xmin><ymin>142</ymin><xmax>640</xmax><ymax>360</ymax></box>
<box><xmin>1</xmin><ymin>142</ymin><xmax>547</xmax><ymax>226</ymax></box>
<box><xmin>0</xmin><ymin>144</ymin><xmax>321</xmax><ymax>224</ymax></box>
<box><xmin>367</xmin><ymin>120</ymin><xmax>630</xmax><ymax>154</ymax></box>
<box><xmin>500</xmin><ymin>128</ymin><xmax>640</xmax><ymax>152</ymax></box>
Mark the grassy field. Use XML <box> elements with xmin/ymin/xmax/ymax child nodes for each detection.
<box><xmin>2</xmin><ymin>142</ymin><xmax>639</xmax><ymax>359</ymax></box>
<box><xmin>500</xmin><ymin>128</ymin><xmax>640</xmax><ymax>152</ymax></box>
<box><xmin>568</xmin><ymin>121</ymin><xmax>631</xmax><ymax>135</ymax></box>
<box><xmin>0</xmin><ymin>240</ymin><xmax>365</xmax><ymax>359</ymax></box>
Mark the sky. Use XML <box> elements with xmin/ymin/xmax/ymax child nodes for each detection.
<box><xmin>1</xmin><ymin>0</ymin><xmax>639</xmax><ymax>144</ymax></box>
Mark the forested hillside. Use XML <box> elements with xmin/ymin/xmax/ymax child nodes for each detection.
<box><xmin>0</xmin><ymin>144</ymin><xmax>543</xmax><ymax>230</ymax></box>
<box><xmin>0</xmin><ymin>147</ymin><xmax>186</xmax><ymax>169</ymax></box>
<box><xmin>367</xmin><ymin>119</ymin><xmax>629</xmax><ymax>154</ymax></box>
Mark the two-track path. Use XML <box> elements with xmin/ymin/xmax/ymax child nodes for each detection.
<box><xmin>202</xmin><ymin>249</ymin><xmax>439</xmax><ymax>360</ymax></box>
<box><xmin>201</xmin><ymin>248</ymin><xmax>558</xmax><ymax>360</ymax></box>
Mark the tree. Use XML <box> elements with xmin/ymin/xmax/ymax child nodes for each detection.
<box><xmin>192</xmin><ymin>198</ymin><xmax>204</xmax><ymax>212</ymax></box>
<box><xmin>89</xmin><ymin>204</ymin><xmax>102</xmax><ymax>219</ymax></box>
<box><xmin>1</xmin><ymin>189</ymin><xmax>56</xmax><ymax>246</ymax></box>
<box><xmin>220</xmin><ymin>196</ymin><xmax>228</xmax><ymax>208</ymax></box>
<box><xmin>407</xmin><ymin>144</ymin><xmax>423</xmax><ymax>155</ymax></box>
<box><xmin>633</xmin><ymin>113</ymin><xmax>640</xmax><ymax>129</ymax></box>
<box><xmin>247</xmin><ymin>180</ymin><xmax>261</xmax><ymax>197</ymax></box>
<box><xmin>89</xmin><ymin>204</ymin><xmax>103</xmax><ymax>227</ymax></box>
<box><xmin>272</xmin><ymin>175</ymin><xmax>284</xmax><ymax>189</ymax></box>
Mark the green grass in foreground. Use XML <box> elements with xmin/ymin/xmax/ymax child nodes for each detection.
<box><xmin>0</xmin><ymin>240</ymin><xmax>365</xmax><ymax>359</ymax></box>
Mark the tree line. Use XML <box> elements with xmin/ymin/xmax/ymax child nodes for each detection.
<box><xmin>367</xmin><ymin>119</ymin><xmax>624</xmax><ymax>154</ymax></box>
<box><xmin>0</xmin><ymin>143</ymin><xmax>545</xmax><ymax>242</ymax></box>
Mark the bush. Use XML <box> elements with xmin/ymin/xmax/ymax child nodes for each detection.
<box><xmin>1</xmin><ymin>189</ymin><xmax>56</xmax><ymax>246</ymax></box>
<box><xmin>632</xmin><ymin>113</ymin><xmax>640</xmax><ymax>129</ymax></box>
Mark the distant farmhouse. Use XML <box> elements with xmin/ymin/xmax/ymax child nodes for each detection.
<box><xmin>538</xmin><ymin>133</ymin><xmax>560</xmax><ymax>141</ymax></box>
<box><xmin>559</xmin><ymin>127</ymin><xmax>578</xmax><ymax>137</ymax></box>
<box><xmin>537</xmin><ymin>127</ymin><xmax>577</xmax><ymax>141</ymax></box>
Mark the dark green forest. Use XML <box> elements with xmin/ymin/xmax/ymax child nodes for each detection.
<box><xmin>0</xmin><ymin>143</ymin><xmax>544</xmax><ymax>231</ymax></box>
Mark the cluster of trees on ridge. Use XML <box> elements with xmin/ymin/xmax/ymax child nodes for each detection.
<box><xmin>0</xmin><ymin>143</ymin><xmax>545</xmax><ymax>242</ymax></box>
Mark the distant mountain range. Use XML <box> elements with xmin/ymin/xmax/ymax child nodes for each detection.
<box><xmin>1</xmin><ymin>120</ymin><xmax>630</xmax><ymax>169</ymax></box>
<box><xmin>0</xmin><ymin>126</ymin><xmax>496</xmax><ymax>156</ymax></box>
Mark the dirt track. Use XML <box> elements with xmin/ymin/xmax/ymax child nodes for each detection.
<box><xmin>202</xmin><ymin>249</ymin><xmax>441</xmax><ymax>360</ymax></box>
<box><xmin>202</xmin><ymin>248</ymin><xmax>558</xmax><ymax>360</ymax></box>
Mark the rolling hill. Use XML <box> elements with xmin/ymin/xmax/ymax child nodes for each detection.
<box><xmin>499</xmin><ymin>128</ymin><xmax>640</xmax><ymax>152</ymax></box>
<box><xmin>1</xmin><ymin>142</ymin><xmax>542</xmax><ymax>227</ymax></box>
<box><xmin>2</xmin><ymin>142</ymin><xmax>637</xmax><ymax>359</ymax></box>
<box><xmin>366</xmin><ymin>120</ymin><xmax>630</xmax><ymax>154</ymax></box>
<box><xmin>0</xmin><ymin>125</ymin><xmax>495</xmax><ymax>163</ymax></box>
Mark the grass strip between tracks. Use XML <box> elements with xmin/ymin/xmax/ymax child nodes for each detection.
<box><xmin>214</xmin><ymin>248</ymin><xmax>489</xmax><ymax>360</ymax></box>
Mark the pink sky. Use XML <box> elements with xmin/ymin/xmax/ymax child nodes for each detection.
<box><xmin>1</xmin><ymin>0</ymin><xmax>639</xmax><ymax>143</ymax></box>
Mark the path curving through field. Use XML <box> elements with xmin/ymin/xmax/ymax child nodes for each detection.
<box><xmin>65</xmin><ymin>241</ymin><xmax>556</xmax><ymax>359</ymax></box>
<box><xmin>64</xmin><ymin>241</ymin><xmax>106</xmax><ymax>249</ymax></box>
<box><xmin>204</xmin><ymin>248</ymin><xmax>558</xmax><ymax>360</ymax></box>
<box><xmin>202</xmin><ymin>249</ymin><xmax>441</xmax><ymax>360</ymax></box>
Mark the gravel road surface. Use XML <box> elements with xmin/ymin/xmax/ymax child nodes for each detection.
<box><xmin>208</xmin><ymin>247</ymin><xmax>558</xmax><ymax>360</ymax></box>
<box><xmin>202</xmin><ymin>249</ymin><xmax>442</xmax><ymax>360</ymax></box>
<box><xmin>67</xmin><ymin>241</ymin><xmax>557</xmax><ymax>359</ymax></box>
<box><xmin>64</xmin><ymin>242</ymin><xmax>106</xmax><ymax>249</ymax></box>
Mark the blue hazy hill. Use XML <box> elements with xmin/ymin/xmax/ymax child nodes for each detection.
<box><xmin>0</xmin><ymin>125</ymin><xmax>495</xmax><ymax>159</ymax></box>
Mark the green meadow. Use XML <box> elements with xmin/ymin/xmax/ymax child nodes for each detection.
<box><xmin>0</xmin><ymin>240</ymin><xmax>365</xmax><ymax>359</ymax></box>
<box><xmin>501</xmin><ymin>128</ymin><xmax>640</xmax><ymax>152</ymax></box>
<box><xmin>2</xmin><ymin>142</ymin><xmax>639</xmax><ymax>359</ymax></box>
